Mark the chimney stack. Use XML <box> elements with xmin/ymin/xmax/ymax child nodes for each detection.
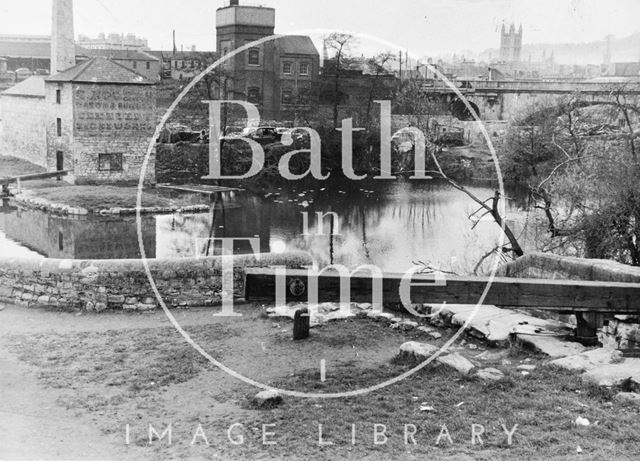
<box><xmin>51</xmin><ymin>0</ymin><xmax>76</xmax><ymax>74</ymax></box>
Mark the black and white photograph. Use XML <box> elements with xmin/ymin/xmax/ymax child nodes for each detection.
<box><xmin>1</xmin><ymin>1</ymin><xmax>640</xmax><ymax>459</ymax></box>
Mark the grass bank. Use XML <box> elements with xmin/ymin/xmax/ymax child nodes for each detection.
<box><xmin>8</xmin><ymin>305</ymin><xmax>640</xmax><ymax>460</ymax></box>
<box><xmin>0</xmin><ymin>156</ymin><xmax>203</xmax><ymax>211</ymax></box>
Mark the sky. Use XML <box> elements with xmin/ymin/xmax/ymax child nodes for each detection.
<box><xmin>2</xmin><ymin>0</ymin><xmax>639</xmax><ymax>58</ymax></box>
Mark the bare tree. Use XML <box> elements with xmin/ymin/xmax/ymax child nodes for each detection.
<box><xmin>324</xmin><ymin>33</ymin><xmax>357</xmax><ymax>128</ymax></box>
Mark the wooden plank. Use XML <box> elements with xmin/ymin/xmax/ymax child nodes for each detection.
<box><xmin>244</xmin><ymin>268</ymin><xmax>640</xmax><ymax>314</ymax></box>
<box><xmin>157</xmin><ymin>184</ymin><xmax>243</xmax><ymax>196</ymax></box>
<box><xmin>0</xmin><ymin>170</ymin><xmax>70</xmax><ymax>185</ymax></box>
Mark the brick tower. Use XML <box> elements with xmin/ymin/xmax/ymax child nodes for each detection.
<box><xmin>51</xmin><ymin>0</ymin><xmax>76</xmax><ymax>74</ymax></box>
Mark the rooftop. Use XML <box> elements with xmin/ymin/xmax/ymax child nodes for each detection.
<box><xmin>275</xmin><ymin>35</ymin><xmax>319</xmax><ymax>56</ymax></box>
<box><xmin>1</xmin><ymin>76</ymin><xmax>45</xmax><ymax>97</ymax></box>
<box><xmin>46</xmin><ymin>57</ymin><xmax>155</xmax><ymax>85</ymax></box>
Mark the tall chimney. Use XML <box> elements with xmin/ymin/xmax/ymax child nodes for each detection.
<box><xmin>51</xmin><ymin>0</ymin><xmax>76</xmax><ymax>74</ymax></box>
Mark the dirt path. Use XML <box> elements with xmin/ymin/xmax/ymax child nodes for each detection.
<box><xmin>0</xmin><ymin>305</ymin><xmax>193</xmax><ymax>461</ymax></box>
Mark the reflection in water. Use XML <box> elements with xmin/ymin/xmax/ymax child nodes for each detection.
<box><xmin>0</xmin><ymin>200</ymin><xmax>156</xmax><ymax>259</ymax></box>
<box><xmin>0</xmin><ymin>180</ymin><xmax>530</xmax><ymax>273</ymax></box>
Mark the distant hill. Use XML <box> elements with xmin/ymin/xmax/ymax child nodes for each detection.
<box><xmin>478</xmin><ymin>32</ymin><xmax>640</xmax><ymax>65</ymax></box>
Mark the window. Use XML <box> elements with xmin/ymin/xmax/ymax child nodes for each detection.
<box><xmin>247</xmin><ymin>87</ymin><xmax>260</xmax><ymax>103</ymax></box>
<box><xmin>282</xmin><ymin>62</ymin><xmax>292</xmax><ymax>74</ymax></box>
<box><xmin>299</xmin><ymin>63</ymin><xmax>309</xmax><ymax>76</ymax></box>
<box><xmin>248</xmin><ymin>49</ymin><xmax>260</xmax><ymax>66</ymax></box>
<box><xmin>98</xmin><ymin>153</ymin><xmax>123</xmax><ymax>172</ymax></box>
<box><xmin>55</xmin><ymin>89</ymin><xmax>61</xmax><ymax>104</ymax></box>
<box><xmin>146</xmin><ymin>61</ymin><xmax>151</xmax><ymax>70</ymax></box>
<box><xmin>56</xmin><ymin>118</ymin><xmax>62</xmax><ymax>137</ymax></box>
<box><xmin>133</xmin><ymin>61</ymin><xmax>137</xmax><ymax>69</ymax></box>
<box><xmin>281</xmin><ymin>89</ymin><xmax>293</xmax><ymax>105</ymax></box>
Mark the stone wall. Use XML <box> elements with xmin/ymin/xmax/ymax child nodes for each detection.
<box><xmin>498</xmin><ymin>253</ymin><xmax>640</xmax><ymax>350</ymax></box>
<box><xmin>71</xmin><ymin>83</ymin><xmax>157</xmax><ymax>185</ymax></box>
<box><xmin>0</xmin><ymin>94</ymin><xmax>47</xmax><ymax>167</ymax></box>
<box><xmin>0</xmin><ymin>251</ymin><xmax>312</xmax><ymax>312</ymax></box>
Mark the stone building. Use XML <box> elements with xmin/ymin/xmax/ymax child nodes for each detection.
<box><xmin>80</xmin><ymin>48</ymin><xmax>161</xmax><ymax>82</ymax></box>
<box><xmin>499</xmin><ymin>23</ymin><xmax>522</xmax><ymax>63</ymax></box>
<box><xmin>45</xmin><ymin>57</ymin><xmax>157</xmax><ymax>184</ymax></box>
<box><xmin>0</xmin><ymin>0</ymin><xmax>157</xmax><ymax>185</ymax></box>
<box><xmin>215</xmin><ymin>0</ymin><xmax>320</xmax><ymax>120</ymax></box>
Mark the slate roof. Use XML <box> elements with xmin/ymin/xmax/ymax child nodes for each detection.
<box><xmin>1</xmin><ymin>76</ymin><xmax>45</xmax><ymax>97</ymax></box>
<box><xmin>275</xmin><ymin>35</ymin><xmax>319</xmax><ymax>56</ymax></box>
<box><xmin>46</xmin><ymin>57</ymin><xmax>155</xmax><ymax>85</ymax></box>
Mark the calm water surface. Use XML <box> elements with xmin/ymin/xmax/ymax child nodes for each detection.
<box><xmin>0</xmin><ymin>180</ymin><xmax>530</xmax><ymax>273</ymax></box>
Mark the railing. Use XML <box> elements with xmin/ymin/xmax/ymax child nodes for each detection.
<box><xmin>245</xmin><ymin>268</ymin><xmax>640</xmax><ymax>346</ymax></box>
<box><xmin>420</xmin><ymin>79</ymin><xmax>640</xmax><ymax>94</ymax></box>
<box><xmin>1</xmin><ymin>170</ymin><xmax>70</xmax><ymax>196</ymax></box>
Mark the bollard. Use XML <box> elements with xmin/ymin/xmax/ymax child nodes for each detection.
<box><xmin>293</xmin><ymin>307</ymin><xmax>310</xmax><ymax>340</ymax></box>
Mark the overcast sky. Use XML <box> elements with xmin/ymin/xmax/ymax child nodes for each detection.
<box><xmin>2</xmin><ymin>0</ymin><xmax>639</xmax><ymax>57</ymax></box>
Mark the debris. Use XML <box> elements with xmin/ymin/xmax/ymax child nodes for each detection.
<box><xmin>574</xmin><ymin>416</ymin><xmax>590</xmax><ymax>427</ymax></box>
<box><xmin>476</xmin><ymin>368</ymin><xmax>505</xmax><ymax>382</ymax></box>
<box><xmin>253</xmin><ymin>390</ymin><xmax>283</xmax><ymax>408</ymax></box>
<box><xmin>429</xmin><ymin>331</ymin><xmax>443</xmax><ymax>339</ymax></box>
<box><xmin>517</xmin><ymin>364</ymin><xmax>537</xmax><ymax>372</ymax></box>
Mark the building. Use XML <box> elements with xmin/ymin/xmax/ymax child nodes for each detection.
<box><xmin>215</xmin><ymin>0</ymin><xmax>320</xmax><ymax>120</ymax></box>
<box><xmin>499</xmin><ymin>23</ymin><xmax>522</xmax><ymax>63</ymax></box>
<box><xmin>148</xmin><ymin>50</ymin><xmax>217</xmax><ymax>81</ymax></box>
<box><xmin>77</xmin><ymin>33</ymin><xmax>149</xmax><ymax>51</ymax></box>
<box><xmin>0</xmin><ymin>0</ymin><xmax>157</xmax><ymax>185</ymax></box>
<box><xmin>0</xmin><ymin>34</ymin><xmax>54</xmax><ymax>73</ymax></box>
<box><xmin>79</xmin><ymin>48</ymin><xmax>161</xmax><ymax>82</ymax></box>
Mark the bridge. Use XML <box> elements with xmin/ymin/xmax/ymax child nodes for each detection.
<box><xmin>420</xmin><ymin>78</ymin><xmax>640</xmax><ymax>121</ymax></box>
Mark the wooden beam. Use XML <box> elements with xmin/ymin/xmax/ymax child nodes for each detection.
<box><xmin>0</xmin><ymin>170</ymin><xmax>70</xmax><ymax>186</ymax></box>
<box><xmin>244</xmin><ymin>268</ymin><xmax>640</xmax><ymax>314</ymax></box>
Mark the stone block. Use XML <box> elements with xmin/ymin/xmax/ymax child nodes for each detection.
<box><xmin>548</xmin><ymin>348</ymin><xmax>623</xmax><ymax>372</ymax></box>
<box><xmin>399</xmin><ymin>341</ymin><xmax>439</xmax><ymax>360</ymax></box>
<box><xmin>437</xmin><ymin>353</ymin><xmax>475</xmax><ymax>375</ymax></box>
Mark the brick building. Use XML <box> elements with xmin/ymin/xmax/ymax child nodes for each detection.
<box><xmin>216</xmin><ymin>0</ymin><xmax>320</xmax><ymax>120</ymax></box>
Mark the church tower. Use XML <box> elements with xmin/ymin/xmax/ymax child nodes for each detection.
<box><xmin>499</xmin><ymin>23</ymin><xmax>522</xmax><ymax>62</ymax></box>
<box><xmin>51</xmin><ymin>0</ymin><xmax>76</xmax><ymax>74</ymax></box>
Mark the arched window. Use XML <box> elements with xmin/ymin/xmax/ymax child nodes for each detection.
<box><xmin>248</xmin><ymin>49</ymin><xmax>260</xmax><ymax>66</ymax></box>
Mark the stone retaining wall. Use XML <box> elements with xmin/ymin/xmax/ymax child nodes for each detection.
<box><xmin>498</xmin><ymin>253</ymin><xmax>640</xmax><ymax>350</ymax></box>
<box><xmin>0</xmin><ymin>252</ymin><xmax>312</xmax><ymax>312</ymax></box>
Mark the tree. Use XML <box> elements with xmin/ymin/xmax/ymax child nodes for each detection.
<box><xmin>502</xmin><ymin>84</ymin><xmax>640</xmax><ymax>265</ymax></box>
<box><xmin>323</xmin><ymin>33</ymin><xmax>357</xmax><ymax>128</ymax></box>
<box><xmin>364</xmin><ymin>52</ymin><xmax>396</xmax><ymax>125</ymax></box>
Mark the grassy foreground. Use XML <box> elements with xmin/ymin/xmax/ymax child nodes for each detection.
<box><xmin>7</xmin><ymin>307</ymin><xmax>640</xmax><ymax>461</ymax></box>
